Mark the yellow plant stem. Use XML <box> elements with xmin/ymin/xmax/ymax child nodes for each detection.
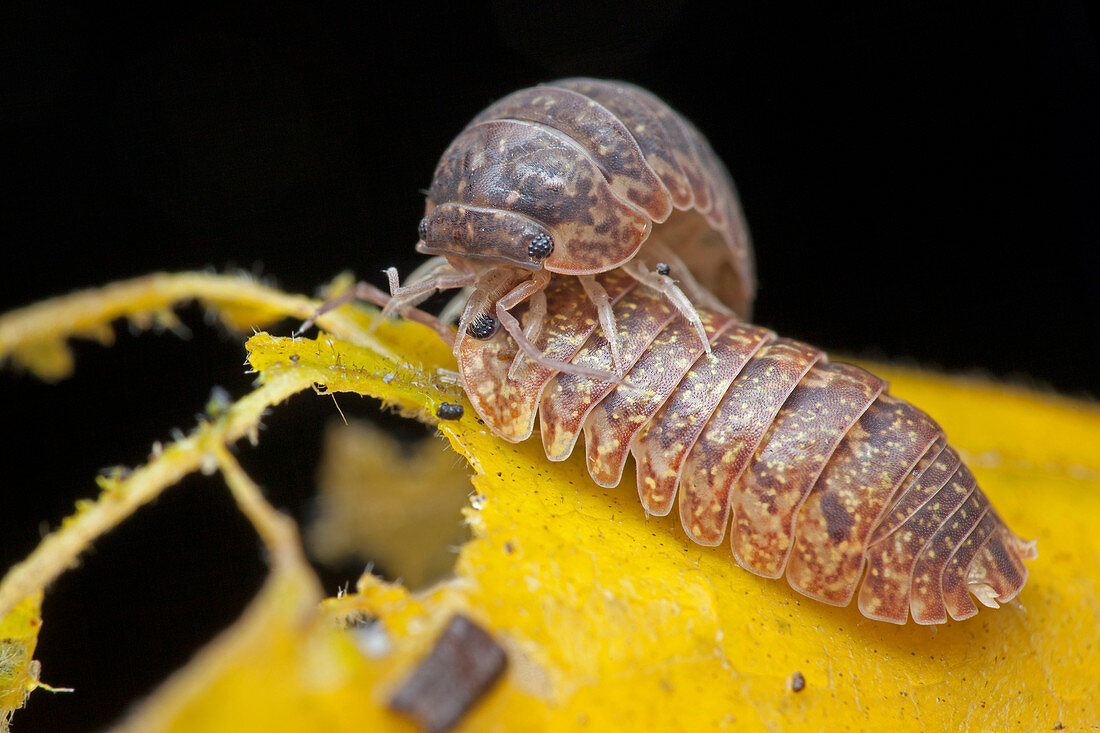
<box><xmin>0</xmin><ymin>372</ymin><xmax>310</xmax><ymax>621</ymax></box>
<box><xmin>0</xmin><ymin>271</ymin><xmax>397</xmax><ymax>381</ymax></box>
<box><xmin>209</xmin><ymin>442</ymin><xmax>323</xmax><ymax>612</ymax></box>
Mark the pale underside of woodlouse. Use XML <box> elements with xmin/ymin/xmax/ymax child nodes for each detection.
<box><xmin>375</xmin><ymin>77</ymin><xmax>755</xmax><ymax>380</ymax></box>
<box><xmin>453</xmin><ymin>262</ymin><xmax>1037</xmax><ymax>625</ymax></box>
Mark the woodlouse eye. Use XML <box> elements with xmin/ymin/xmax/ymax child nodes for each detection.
<box><xmin>418</xmin><ymin>217</ymin><xmax>430</xmax><ymax>242</ymax></box>
<box><xmin>527</xmin><ymin>233</ymin><xmax>554</xmax><ymax>260</ymax></box>
<box><xmin>468</xmin><ymin>313</ymin><xmax>498</xmax><ymax>340</ymax></box>
<box><xmin>656</xmin><ymin>262</ymin><xmax>671</xmax><ymax>276</ymax></box>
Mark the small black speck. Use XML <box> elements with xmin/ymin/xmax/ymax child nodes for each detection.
<box><xmin>436</xmin><ymin>402</ymin><xmax>464</xmax><ymax>420</ymax></box>
<box><xmin>790</xmin><ymin>671</ymin><xmax>806</xmax><ymax>692</ymax></box>
<box><xmin>656</xmin><ymin>262</ymin><xmax>670</xmax><ymax>276</ymax></box>
<box><xmin>503</xmin><ymin>541</ymin><xmax>514</xmax><ymax>555</ymax></box>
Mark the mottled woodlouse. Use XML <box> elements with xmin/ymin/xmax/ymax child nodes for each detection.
<box><xmin>365</xmin><ymin>78</ymin><xmax>1036</xmax><ymax>624</ymax></box>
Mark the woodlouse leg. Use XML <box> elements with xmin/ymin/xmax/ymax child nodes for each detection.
<box><xmin>456</xmin><ymin>269</ymin><xmax>519</xmax><ymax>346</ymax></box>
<box><xmin>621</xmin><ymin>261</ymin><xmax>712</xmax><ymax>356</ymax></box>
<box><xmin>297</xmin><ymin>280</ymin><xmax>458</xmax><ymax>346</ymax></box>
<box><xmin>495</xmin><ymin>276</ymin><xmax>629</xmax><ymax>387</ymax></box>
<box><xmin>578</xmin><ymin>274</ymin><xmax>625</xmax><ymax>374</ymax></box>
<box><xmin>381</xmin><ymin>265</ymin><xmax>477</xmax><ymax>321</ymax></box>
<box><xmin>507</xmin><ymin>288</ymin><xmax>547</xmax><ymax>382</ymax></box>
<box><xmin>438</xmin><ymin>287</ymin><xmax>474</xmax><ymax>325</ymax></box>
<box><xmin>641</xmin><ymin>239</ymin><xmax>730</xmax><ymax>315</ymax></box>
<box><xmin>376</xmin><ymin>258</ymin><xmax>457</xmax><ymax>319</ymax></box>
<box><xmin>403</xmin><ymin>255</ymin><xmax>454</xmax><ymax>287</ymax></box>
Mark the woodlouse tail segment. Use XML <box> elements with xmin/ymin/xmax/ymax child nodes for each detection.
<box><xmin>858</xmin><ymin>439</ymin><xmax>958</xmax><ymax>622</ymax></box>
<box><xmin>964</xmin><ymin>519</ymin><xmax>1035</xmax><ymax>606</ymax></box>
<box><xmin>858</xmin><ymin>447</ymin><xmax>1037</xmax><ymax>624</ymax></box>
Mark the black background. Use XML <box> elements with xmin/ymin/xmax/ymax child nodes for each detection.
<box><xmin>3</xmin><ymin>2</ymin><xmax>1098</xmax><ymax>730</ymax></box>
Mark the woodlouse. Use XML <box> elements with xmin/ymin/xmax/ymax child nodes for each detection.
<box><xmin>377</xmin><ymin>77</ymin><xmax>754</xmax><ymax>379</ymax></box>
<box><xmin>451</xmin><ymin>263</ymin><xmax>1037</xmax><ymax>624</ymax></box>
<box><xmin>363</xmin><ymin>79</ymin><xmax>1036</xmax><ymax>624</ymax></box>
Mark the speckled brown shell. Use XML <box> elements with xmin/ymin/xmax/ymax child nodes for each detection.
<box><xmin>456</xmin><ymin>273</ymin><xmax>1036</xmax><ymax>625</ymax></box>
<box><xmin>420</xmin><ymin>78</ymin><xmax>755</xmax><ymax>318</ymax></box>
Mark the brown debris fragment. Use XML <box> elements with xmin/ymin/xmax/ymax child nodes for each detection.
<box><xmin>389</xmin><ymin>614</ymin><xmax>508</xmax><ymax>733</ymax></box>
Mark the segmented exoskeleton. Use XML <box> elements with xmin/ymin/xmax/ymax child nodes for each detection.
<box><xmin>455</xmin><ymin>263</ymin><xmax>1036</xmax><ymax>625</ymax></box>
<box><xmin>366</xmin><ymin>78</ymin><xmax>754</xmax><ymax>380</ymax></box>
<box><xmin>323</xmin><ymin>78</ymin><xmax>1035</xmax><ymax>624</ymax></box>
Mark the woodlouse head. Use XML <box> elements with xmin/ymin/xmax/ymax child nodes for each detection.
<box><xmin>420</xmin><ymin>92</ymin><xmax>654</xmax><ymax>277</ymax></box>
<box><xmin>416</xmin><ymin>204</ymin><xmax>556</xmax><ymax>271</ymax></box>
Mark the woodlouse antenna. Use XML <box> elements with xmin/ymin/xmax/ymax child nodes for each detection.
<box><xmin>507</xmin><ymin>288</ymin><xmax>548</xmax><ymax>382</ymax></box>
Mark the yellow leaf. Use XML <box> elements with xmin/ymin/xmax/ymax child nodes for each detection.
<box><xmin>118</xmin><ymin>319</ymin><xmax>1097</xmax><ymax>731</ymax></box>
<box><xmin>307</xmin><ymin>419</ymin><xmax>473</xmax><ymax>589</ymax></box>
<box><xmin>0</xmin><ymin>593</ymin><xmax>43</xmax><ymax>732</ymax></box>
<box><xmin>2</xmin><ymin>275</ymin><xmax>1094</xmax><ymax>730</ymax></box>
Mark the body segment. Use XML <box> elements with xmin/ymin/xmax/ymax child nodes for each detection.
<box><xmin>456</xmin><ymin>281</ymin><xmax>1036</xmax><ymax>624</ymax></box>
<box><xmin>371</xmin><ymin>78</ymin><xmax>1035</xmax><ymax>625</ymax></box>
